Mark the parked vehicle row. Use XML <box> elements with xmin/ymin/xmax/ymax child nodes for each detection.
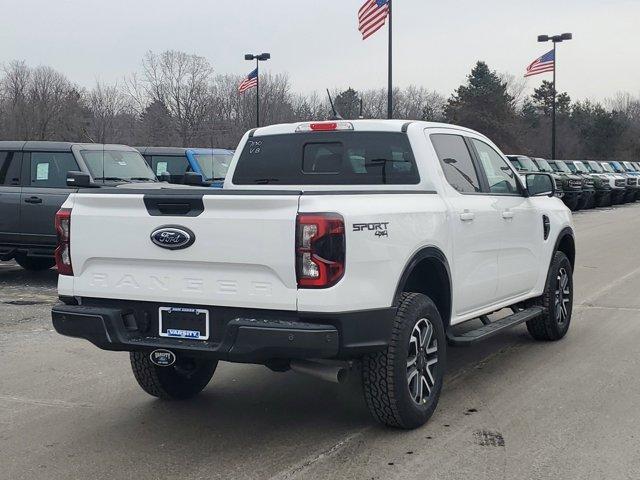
<box><xmin>508</xmin><ymin>155</ymin><xmax>640</xmax><ymax>211</ymax></box>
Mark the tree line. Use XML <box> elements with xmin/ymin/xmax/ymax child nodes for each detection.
<box><xmin>0</xmin><ymin>50</ymin><xmax>638</xmax><ymax>160</ymax></box>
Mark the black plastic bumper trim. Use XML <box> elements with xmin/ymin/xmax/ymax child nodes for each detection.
<box><xmin>51</xmin><ymin>301</ymin><xmax>394</xmax><ymax>363</ymax></box>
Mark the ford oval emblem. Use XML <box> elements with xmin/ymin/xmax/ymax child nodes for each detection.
<box><xmin>150</xmin><ymin>226</ymin><xmax>195</xmax><ymax>250</ymax></box>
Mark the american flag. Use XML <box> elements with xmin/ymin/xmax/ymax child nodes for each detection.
<box><xmin>525</xmin><ymin>49</ymin><xmax>555</xmax><ymax>77</ymax></box>
<box><xmin>238</xmin><ymin>68</ymin><xmax>258</xmax><ymax>93</ymax></box>
<box><xmin>358</xmin><ymin>0</ymin><xmax>389</xmax><ymax>40</ymax></box>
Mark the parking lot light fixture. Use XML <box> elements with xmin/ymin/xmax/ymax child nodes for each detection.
<box><xmin>244</xmin><ymin>52</ymin><xmax>271</xmax><ymax>128</ymax></box>
<box><xmin>537</xmin><ymin>32</ymin><xmax>573</xmax><ymax>160</ymax></box>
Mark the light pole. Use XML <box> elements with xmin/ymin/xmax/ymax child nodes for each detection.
<box><xmin>537</xmin><ymin>33</ymin><xmax>572</xmax><ymax>160</ymax></box>
<box><xmin>244</xmin><ymin>53</ymin><xmax>271</xmax><ymax>128</ymax></box>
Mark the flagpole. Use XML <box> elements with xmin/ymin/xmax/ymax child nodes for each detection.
<box><xmin>387</xmin><ymin>0</ymin><xmax>393</xmax><ymax>119</ymax></box>
<box><xmin>256</xmin><ymin>58</ymin><xmax>260</xmax><ymax>128</ymax></box>
<box><xmin>551</xmin><ymin>41</ymin><xmax>557</xmax><ymax>160</ymax></box>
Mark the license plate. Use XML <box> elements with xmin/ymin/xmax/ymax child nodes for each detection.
<box><xmin>158</xmin><ymin>307</ymin><xmax>209</xmax><ymax>340</ymax></box>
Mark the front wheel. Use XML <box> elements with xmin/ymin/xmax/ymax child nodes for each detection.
<box><xmin>130</xmin><ymin>352</ymin><xmax>217</xmax><ymax>400</ymax></box>
<box><xmin>362</xmin><ymin>293</ymin><xmax>446</xmax><ymax>429</ymax></box>
<box><xmin>526</xmin><ymin>251</ymin><xmax>573</xmax><ymax>341</ymax></box>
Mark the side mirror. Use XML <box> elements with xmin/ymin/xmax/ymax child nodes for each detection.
<box><xmin>66</xmin><ymin>171</ymin><xmax>94</xmax><ymax>188</ymax></box>
<box><xmin>526</xmin><ymin>173</ymin><xmax>555</xmax><ymax>197</ymax></box>
<box><xmin>182</xmin><ymin>172</ymin><xmax>210</xmax><ymax>186</ymax></box>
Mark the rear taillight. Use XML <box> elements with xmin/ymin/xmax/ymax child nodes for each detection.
<box><xmin>296</xmin><ymin>213</ymin><xmax>345</xmax><ymax>288</ymax></box>
<box><xmin>55</xmin><ymin>208</ymin><xmax>73</xmax><ymax>276</ymax></box>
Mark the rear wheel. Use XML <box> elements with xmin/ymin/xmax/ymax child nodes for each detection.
<box><xmin>14</xmin><ymin>254</ymin><xmax>55</xmax><ymax>271</ymax></box>
<box><xmin>130</xmin><ymin>352</ymin><xmax>217</xmax><ymax>400</ymax></box>
<box><xmin>362</xmin><ymin>293</ymin><xmax>446</xmax><ymax>429</ymax></box>
<box><xmin>527</xmin><ymin>251</ymin><xmax>573</xmax><ymax>341</ymax></box>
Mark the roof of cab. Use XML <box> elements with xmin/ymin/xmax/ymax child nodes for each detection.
<box><xmin>136</xmin><ymin>146</ymin><xmax>234</xmax><ymax>156</ymax></box>
<box><xmin>249</xmin><ymin>119</ymin><xmax>483</xmax><ymax>137</ymax></box>
<box><xmin>0</xmin><ymin>141</ymin><xmax>138</xmax><ymax>152</ymax></box>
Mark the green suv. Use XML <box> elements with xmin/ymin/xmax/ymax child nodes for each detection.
<box><xmin>564</xmin><ymin>160</ymin><xmax>609</xmax><ymax>208</ymax></box>
<box><xmin>531</xmin><ymin>158</ymin><xmax>583</xmax><ymax>211</ymax></box>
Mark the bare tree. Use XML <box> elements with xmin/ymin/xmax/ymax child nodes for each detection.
<box><xmin>137</xmin><ymin>50</ymin><xmax>213</xmax><ymax>146</ymax></box>
<box><xmin>87</xmin><ymin>81</ymin><xmax>130</xmax><ymax>143</ymax></box>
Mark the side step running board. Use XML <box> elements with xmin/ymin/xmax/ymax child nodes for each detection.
<box><xmin>446</xmin><ymin>306</ymin><xmax>544</xmax><ymax>346</ymax></box>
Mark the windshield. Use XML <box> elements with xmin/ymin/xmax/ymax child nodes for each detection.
<box><xmin>566</xmin><ymin>162</ymin><xmax>578</xmax><ymax>173</ymax></box>
<box><xmin>601</xmin><ymin>163</ymin><xmax>615</xmax><ymax>173</ymax></box>
<box><xmin>610</xmin><ymin>162</ymin><xmax>624</xmax><ymax>173</ymax></box>
<box><xmin>585</xmin><ymin>162</ymin><xmax>602</xmax><ymax>173</ymax></box>
<box><xmin>513</xmin><ymin>156</ymin><xmax>539</xmax><ymax>172</ymax></box>
<box><xmin>623</xmin><ymin>162</ymin><xmax>636</xmax><ymax>172</ymax></box>
<box><xmin>573</xmin><ymin>161</ymin><xmax>588</xmax><ymax>173</ymax></box>
<box><xmin>533</xmin><ymin>158</ymin><xmax>553</xmax><ymax>172</ymax></box>
<box><xmin>194</xmin><ymin>153</ymin><xmax>233</xmax><ymax>181</ymax></box>
<box><xmin>551</xmin><ymin>161</ymin><xmax>572</xmax><ymax>173</ymax></box>
<box><xmin>81</xmin><ymin>150</ymin><xmax>156</xmax><ymax>182</ymax></box>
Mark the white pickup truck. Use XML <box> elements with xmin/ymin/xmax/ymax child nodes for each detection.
<box><xmin>52</xmin><ymin>120</ymin><xmax>575</xmax><ymax>429</ymax></box>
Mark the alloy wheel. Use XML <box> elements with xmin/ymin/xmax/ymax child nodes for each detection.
<box><xmin>555</xmin><ymin>267</ymin><xmax>571</xmax><ymax>324</ymax></box>
<box><xmin>407</xmin><ymin>318</ymin><xmax>439</xmax><ymax>405</ymax></box>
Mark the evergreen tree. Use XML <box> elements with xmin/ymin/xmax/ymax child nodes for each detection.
<box><xmin>445</xmin><ymin>61</ymin><xmax>519</xmax><ymax>150</ymax></box>
<box><xmin>334</xmin><ymin>87</ymin><xmax>361</xmax><ymax>119</ymax></box>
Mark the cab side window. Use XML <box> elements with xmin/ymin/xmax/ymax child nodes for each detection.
<box><xmin>0</xmin><ymin>151</ymin><xmax>21</xmax><ymax>186</ymax></box>
<box><xmin>29</xmin><ymin>152</ymin><xmax>78</xmax><ymax>188</ymax></box>
<box><xmin>470</xmin><ymin>139</ymin><xmax>520</xmax><ymax>195</ymax></box>
<box><xmin>431</xmin><ymin>134</ymin><xmax>481</xmax><ymax>193</ymax></box>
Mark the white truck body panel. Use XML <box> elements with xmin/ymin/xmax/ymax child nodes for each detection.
<box><xmin>61</xmin><ymin>193</ymin><xmax>300</xmax><ymax>310</ymax></box>
<box><xmin>59</xmin><ymin>120</ymin><xmax>574</xmax><ymax>327</ymax></box>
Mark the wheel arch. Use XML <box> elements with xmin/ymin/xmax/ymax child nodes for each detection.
<box><xmin>394</xmin><ymin>246</ymin><xmax>452</xmax><ymax>328</ymax></box>
<box><xmin>554</xmin><ymin>227</ymin><xmax>575</xmax><ymax>269</ymax></box>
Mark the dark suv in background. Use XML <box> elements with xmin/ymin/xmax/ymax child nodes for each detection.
<box><xmin>527</xmin><ymin>157</ymin><xmax>582</xmax><ymax>211</ymax></box>
<box><xmin>0</xmin><ymin>142</ymin><xmax>157</xmax><ymax>270</ymax></box>
<box><xmin>563</xmin><ymin>160</ymin><xmax>604</xmax><ymax>208</ymax></box>
<box><xmin>507</xmin><ymin>154</ymin><xmax>563</xmax><ymax>197</ymax></box>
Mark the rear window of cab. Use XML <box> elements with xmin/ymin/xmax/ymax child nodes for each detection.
<box><xmin>232</xmin><ymin>132</ymin><xmax>420</xmax><ymax>185</ymax></box>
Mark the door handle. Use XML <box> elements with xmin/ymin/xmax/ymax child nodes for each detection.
<box><xmin>459</xmin><ymin>210</ymin><xmax>475</xmax><ymax>222</ymax></box>
<box><xmin>24</xmin><ymin>196</ymin><xmax>43</xmax><ymax>204</ymax></box>
<box><xmin>502</xmin><ymin>210</ymin><xmax>514</xmax><ymax>220</ymax></box>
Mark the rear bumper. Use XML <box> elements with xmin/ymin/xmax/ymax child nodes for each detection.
<box><xmin>51</xmin><ymin>299</ymin><xmax>395</xmax><ymax>363</ymax></box>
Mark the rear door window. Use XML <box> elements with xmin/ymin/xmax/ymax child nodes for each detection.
<box><xmin>232</xmin><ymin>132</ymin><xmax>419</xmax><ymax>185</ymax></box>
<box><xmin>0</xmin><ymin>151</ymin><xmax>22</xmax><ymax>186</ymax></box>
<box><xmin>28</xmin><ymin>152</ymin><xmax>78</xmax><ymax>188</ymax></box>
<box><xmin>430</xmin><ymin>134</ymin><xmax>481</xmax><ymax>193</ymax></box>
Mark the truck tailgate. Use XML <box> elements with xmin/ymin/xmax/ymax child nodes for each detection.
<box><xmin>68</xmin><ymin>193</ymin><xmax>300</xmax><ymax>310</ymax></box>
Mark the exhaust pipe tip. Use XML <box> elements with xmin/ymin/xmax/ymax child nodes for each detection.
<box><xmin>290</xmin><ymin>360</ymin><xmax>349</xmax><ymax>384</ymax></box>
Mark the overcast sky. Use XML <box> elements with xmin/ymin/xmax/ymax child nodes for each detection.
<box><xmin>1</xmin><ymin>0</ymin><xmax>638</xmax><ymax>101</ymax></box>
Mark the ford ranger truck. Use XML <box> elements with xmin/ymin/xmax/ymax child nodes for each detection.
<box><xmin>51</xmin><ymin>120</ymin><xmax>575</xmax><ymax>429</ymax></box>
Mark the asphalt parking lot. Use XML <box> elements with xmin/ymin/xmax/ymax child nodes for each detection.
<box><xmin>1</xmin><ymin>204</ymin><xmax>640</xmax><ymax>480</ymax></box>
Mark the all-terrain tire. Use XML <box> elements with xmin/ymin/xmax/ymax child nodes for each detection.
<box><xmin>362</xmin><ymin>293</ymin><xmax>446</xmax><ymax>429</ymax></box>
<box><xmin>130</xmin><ymin>352</ymin><xmax>217</xmax><ymax>400</ymax></box>
<box><xmin>526</xmin><ymin>251</ymin><xmax>573</xmax><ymax>341</ymax></box>
<box><xmin>14</xmin><ymin>254</ymin><xmax>55</xmax><ymax>271</ymax></box>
